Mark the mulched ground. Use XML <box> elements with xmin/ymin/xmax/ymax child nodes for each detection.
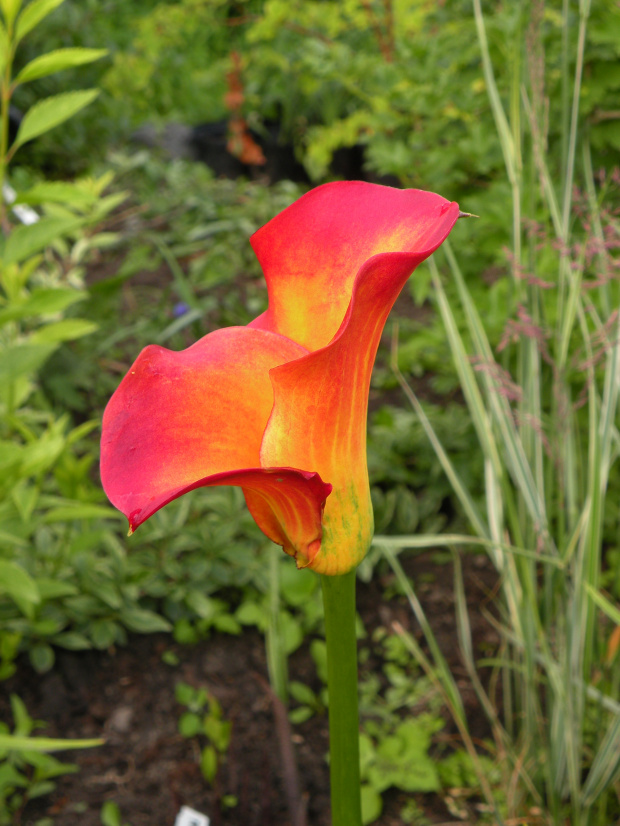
<box><xmin>2</xmin><ymin>551</ymin><xmax>500</xmax><ymax>826</ymax></box>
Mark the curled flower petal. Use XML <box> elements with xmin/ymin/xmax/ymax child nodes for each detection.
<box><xmin>249</xmin><ymin>181</ymin><xmax>458</xmax><ymax>351</ymax></box>
<box><xmin>100</xmin><ymin>326</ymin><xmax>327</xmax><ymax>535</ymax></box>
<box><xmin>242</xmin><ymin>469</ymin><xmax>332</xmax><ymax>567</ymax></box>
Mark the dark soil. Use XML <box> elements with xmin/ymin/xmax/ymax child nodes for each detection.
<box><xmin>1</xmin><ymin>551</ymin><xmax>500</xmax><ymax>826</ymax></box>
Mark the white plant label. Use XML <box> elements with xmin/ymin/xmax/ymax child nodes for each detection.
<box><xmin>174</xmin><ymin>805</ymin><xmax>210</xmax><ymax>826</ymax></box>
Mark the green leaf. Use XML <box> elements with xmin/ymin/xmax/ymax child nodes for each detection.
<box><xmin>15</xmin><ymin>47</ymin><xmax>107</xmax><ymax>84</ymax></box>
<box><xmin>35</xmin><ymin>578</ymin><xmax>78</xmax><ymax>600</ymax></box>
<box><xmin>280</xmin><ymin>610</ymin><xmax>303</xmax><ymax>655</ymax></box>
<box><xmin>90</xmin><ymin>620</ymin><xmax>118</xmax><ymax>650</ymax></box>
<box><xmin>12</xmin><ymin>89</ymin><xmax>100</xmax><ymax>150</ymax></box>
<box><xmin>100</xmin><ymin>801</ymin><xmax>122</xmax><ymax>826</ymax></box>
<box><xmin>26</xmin><ymin>751</ymin><xmax>78</xmax><ymax>778</ymax></box>
<box><xmin>212</xmin><ymin>614</ymin><xmax>241</xmax><ymax>635</ymax></box>
<box><xmin>0</xmin><ymin>762</ymin><xmax>27</xmax><ymax>790</ymax></box>
<box><xmin>288</xmin><ymin>706</ymin><xmax>314</xmax><ymax>725</ymax></box>
<box><xmin>27</xmin><ymin>780</ymin><xmax>56</xmax><ymax>798</ymax></box>
<box><xmin>310</xmin><ymin>639</ymin><xmax>328</xmax><ymax>684</ymax></box>
<box><xmin>175</xmin><ymin>682</ymin><xmax>198</xmax><ymax>707</ymax></box>
<box><xmin>0</xmin><ymin>526</ymin><xmax>27</xmax><ymax>548</ymax></box>
<box><xmin>289</xmin><ymin>680</ymin><xmax>317</xmax><ymax>707</ymax></box>
<box><xmin>52</xmin><ymin>632</ymin><xmax>91</xmax><ymax>651</ymax></box>
<box><xmin>10</xmin><ymin>694</ymin><xmax>32</xmax><ymax>736</ymax></box>
<box><xmin>204</xmin><ymin>717</ymin><xmax>231</xmax><ymax>752</ymax></box>
<box><xmin>19</xmin><ymin>433</ymin><xmax>65</xmax><ymax>476</ymax></box>
<box><xmin>31</xmin><ymin>319</ymin><xmax>98</xmax><ymax>343</ymax></box>
<box><xmin>178</xmin><ymin>712</ymin><xmax>202</xmax><ymax>738</ymax></box>
<box><xmin>15</xmin><ymin>181</ymin><xmax>98</xmax><ymax>206</ymax></box>
<box><xmin>185</xmin><ymin>590</ymin><xmax>219</xmax><ymax>620</ymax></box>
<box><xmin>0</xmin><ymin>0</ymin><xmax>22</xmax><ymax>27</ymax></box>
<box><xmin>0</xmin><ymin>341</ymin><xmax>55</xmax><ymax>381</ymax></box>
<box><xmin>200</xmin><ymin>744</ymin><xmax>218</xmax><ymax>784</ymax></box>
<box><xmin>367</xmin><ymin>718</ymin><xmax>441</xmax><ymax>794</ymax></box>
<box><xmin>0</xmin><ymin>287</ymin><xmax>84</xmax><ymax>325</ymax></box>
<box><xmin>14</xmin><ymin>0</ymin><xmax>64</xmax><ymax>43</ymax></box>
<box><xmin>2</xmin><ymin>216</ymin><xmax>84</xmax><ymax>265</ymax></box>
<box><xmin>65</xmin><ymin>418</ymin><xmax>99</xmax><ymax>446</ymax></box>
<box><xmin>120</xmin><ymin>607</ymin><xmax>171</xmax><ymax>634</ymax></box>
<box><xmin>29</xmin><ymin>642</ymin><xmax>54</xmax><ymax>673</ymax></box>
<box><xmin>42</xmin><ymin>504</ymin><xmax>122</xmax><ymax>523</ymax></box>
<box><xmin>0</xmin><ymin>441</ymin><xmax>23</xmax><ymax>479</ymax></box>
<box><xmin>0</xmin><ymin>531</ymin><xmax>27</xmax><ymax>551</ymax></box>
<box><xmin>280</xmin><ymin>563</ymin><xmax>317</xmax><ymax>607</ymax></box>
<box><xmin>0</xmin><ymin>560</ymin><xmax>39</xmax><ymax>605</ymax></box>
<box><xmin>173</xmin><ymin>619</ymin><xmax>198</xmax><ymax>645</ymax></box>
<box><xmin>0</xmin><ymin>733</ymin><xmax>102</xmax><ymax>752</ymax></box>
<box><xmin>360</xmin><ymin>784</ymin><xmax>382</xmax><ymax>825</ymax></box>
<box><xmin>91</xmin><ymin>582</ymin><xmax>122</xmax><ymax>610</ymax></box>
<box><xmin>32</xmin><ymin>618</ymin><xmax>63</xmax><ymax>635</ymax></box>
<box><xmin>235</xmin><ymin>600</ymin><xmax>266</xmax><ymax>629</ymax></box>
<box><xmin>0</xmin><ymin>20</ymin><xmax>8</xmax><ymax>75</ymax></box>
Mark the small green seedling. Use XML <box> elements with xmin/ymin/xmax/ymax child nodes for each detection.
<box><xmin>101</xmin><ymin>800</ymin><xmax>132</xmax><ymax>826</ymax></box>
<box><xmin>175</xmin><ymin>682</ymin><xmax>232</xmax><ymax>785</ymax></box>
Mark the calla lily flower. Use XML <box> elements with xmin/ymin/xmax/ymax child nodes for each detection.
<box><xmin>101</xmin><ymin>182</ymin><xmax>458</xmax><ymax>575</ymax></box>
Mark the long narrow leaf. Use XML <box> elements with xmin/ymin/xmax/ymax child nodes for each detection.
<box><xmin>471</xmin><ymin>0</ymin><xmax>516</xmax><ymax>185</ymax></box>
<box><xmin>442</xmin><ymin>241</ymin><xmax>552</xmax><ymax>545</ymax></box>
<box><xmin>428</xmin><ymin>257</ymin><xmax>503</xmax><ymax>478</ymax></box>
<box><xmin>391</xmin><ymin>325</ymin><xmax>488</xmax><ymax>538</ymax></box>
<box><xmin>0</xmin><ymin>734</ymin><xmax>103</xmax><ymax>751</ymax></box>
<box><xmin>584</xmin><ymin>583</ymin><xmax>620</xmax><ymax>626</ymax></box>
<box><xmin>581</xmin><ymin>714</ymin><xmax>620</xmax><ymax>806</ymax></box>
<box><xmin>373</xmin><ymin>534</ymin><xmax>563</xmax><ymax>568</ymax></box>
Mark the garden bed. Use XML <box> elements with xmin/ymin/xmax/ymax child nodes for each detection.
<box><xmin>3</xmin><ymin>551</ymin><xmax>499</xmax><ymax>826</ymax></box>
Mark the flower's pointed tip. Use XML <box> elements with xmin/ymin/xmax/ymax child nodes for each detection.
<box><xmin>127</xmin><ymin>509</ymin><xmax>142</xmax><ymax>537</ymax></box>
<box><xmin>458</xmin><ymin>210</ymin><xmax>479</xmax><ymax>219</ymax></box>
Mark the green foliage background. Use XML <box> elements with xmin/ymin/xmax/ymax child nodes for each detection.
<box><xmin>1</xmin><ymin>1</ymin><xmax>620</xmax><ymax>823</ymax></box>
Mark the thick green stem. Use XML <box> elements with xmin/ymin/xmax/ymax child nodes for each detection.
<box><xmin>321</xmin><ymin>570</ymin><xmax>362</xmax><ymax>826</ymax></box>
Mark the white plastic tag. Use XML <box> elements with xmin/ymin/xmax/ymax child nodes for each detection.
<box><xmin>174</xmin><ymin>806</ymin><xmax>210</xmax><ymax>826</ymax></box>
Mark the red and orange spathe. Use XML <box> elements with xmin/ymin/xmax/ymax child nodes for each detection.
<box><xmin>101</xmin><ymin>182</ymin><xmax>458</xmax><ymax>575</ymax></box>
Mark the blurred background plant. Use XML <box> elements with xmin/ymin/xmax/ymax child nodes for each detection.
<box><xmin>0</xmin><ymin>0</ymin><xmax>619</xmax><ymax>824</ymax></box>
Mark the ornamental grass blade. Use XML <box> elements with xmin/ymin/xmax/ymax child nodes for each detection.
<box><xmin>384</xmin><ymin>546</ymin><xmax>506</xmax><ymax>824</ymax></box>
<box><xmin>583</xmin><ymin>583</ymin><xmax>620</xmax><ymax>626</ymax></box>
<box><xmin>598</xmin><ymin>301</ymin><xmax>620</xmax><ymax>493</ymax></box>
<box><xmin>381</xmin><ymin>545</ymin><xmax>465</xmax><ymax>722</ymax></box>
<box><xmin>576</xmin><ymin>305</ymin><xmax>603</xmax><ymax>682</ymax></box>
<box><xmin>427</xmin><ymin>257</ymin><xmax>502</xmax><ymax>480</ymax></box>
<box><xmin>441</xmin><ymin>240</ymin><xmax>551</xmax><ymax>546</ymax></box>
<box><xmin>472</xmin><ymin>0</ymin><xmax>516</xmax><ymax>187</ymax></box>
<box><xmin>390</xmin><ymin>325</ymin><xmax>488</xmax><ymax>539</ymax></box>
<box><xmin>373</xmin><ymin>533</ymin><xmax>563</xmax><ymax>568</ymax></box>
<box><xmin>581</xmin><ymin>714</ymin><xmax>620</xmax><ymax>806</ymax></box>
